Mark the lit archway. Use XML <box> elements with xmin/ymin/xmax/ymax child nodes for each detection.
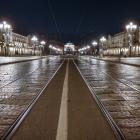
<box><xmin>64</xmin><ymin>42</ymin><xmax>75</xmax><ymax>54</ymax></box>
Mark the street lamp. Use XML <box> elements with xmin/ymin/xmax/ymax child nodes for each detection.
<box><xmin>125</xmin><ymin>22</ymin><xmax>137</xmax><ymax>56</ymax></box>
<box><xmin>31</xmin><ymin>36</ymin><xmax>38</xmax><ymax>55</ymax></box>
<box><xmin>92</xmin><ymin>41</ymin><xmax>98</xmax><ymax>56</ymax></box>
<box><xmin>40</xmin><ymin>41</ymin><xmax>46</xmax><ymax>55</ymax></box>
<box><xmin>0</xmin><ymin>21</ymin><xmax>12</xmax><ymax>56</ymax></box>
<box><xmin>40</xmin><ymin>41</ymin><xmax>46</xmax><ymax>45</ymax></box>
<box><xmin>100</xmin><ymin>36</ymin><xmax>106</xmax><ymax>43</ymax></box>
<box><xmin>78</xmin><ymin>45</ymin><xmax>91</xmax><ymax>55</ymax></box>
<box><xmin>100</xmin><ymin>36</ymin><xmax>106</xmax><ymax>57</ymax></box>
<box><xmin>49</xmin><ymin>45</ymin><xmax>62</xmax><ymax>55</ymax></box>
<box><xmin>0</xmin><ymin>21</ymin><xmax>11</xmax><ymax>31</ymax></box>
<box><xmin>92</xmin><ymin>41</ymin><xmax>98</xmax><ymax>46</ymax></box>
<box><xmin>31</xmin><ymin>36</ymin><xmax>38</xmax><ymax>42</ymax></box>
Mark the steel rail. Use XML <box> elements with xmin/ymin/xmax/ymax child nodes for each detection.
<box><xmin>102</xmin><ymin>71</ymin><xmax>140</xmax><ymax>92</ymax></box>
<box><xmin>73</xmin><ymin>59</ymin><xmax>126</xmax><ymax>140</ymax></box>
<box><xmin>82</xmin><ymin>58</ymin><xmax>140</xmax><ymax>93</ymax></box>
<box><xmin>2</xmin><ymin>59</ymin><xmax>64</xmax><ymax>140</ymax></box>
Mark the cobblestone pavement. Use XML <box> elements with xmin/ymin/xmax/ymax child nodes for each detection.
<box><xmin>11</xmin><ymin>59</ymin><xmax>116</xmax><ymax>140</ymax></box>
<box><xmin>0</xmin><ymin>56</ymin><xmax>63</xmax><ymax>139</ymax></box>
<box><xmin>75</xmin><ymin>56</ymin><xmax>140</xmax><ymax>140</ymax></box>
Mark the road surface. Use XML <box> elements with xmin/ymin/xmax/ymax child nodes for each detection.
<box><xmin>0</xmin><ymin>56</ymin><xmax>140</xmax><ymax>140</ymax></box>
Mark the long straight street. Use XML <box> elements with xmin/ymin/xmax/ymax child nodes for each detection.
<box><xmin>1</xmin><ymin>0</ymin><xmax>140</xmax><ymax>139</ymax></box>
<box><xmin>10</xmin><ymin>58</ymin><xmax>116</xmax><ymax>140</ymax></box>
<box><xmin>0</xmin><ymin>56</ymin><xmax>140</xmax><ymax>140</ymax></box>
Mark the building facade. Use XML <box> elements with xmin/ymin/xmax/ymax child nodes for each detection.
<box><xmin>103</xmin><ymin>27</ymin><xmax>140</xmax><ymax>56</ymax></box>
<box><xmin>0</xmin><ymin>21</ymin><xmax>43</xmax><ymax>56</ymax></box>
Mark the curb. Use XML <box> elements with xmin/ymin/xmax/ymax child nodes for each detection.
<box><xmin>92</xmin><ymin>57</ymin><xmax>140</xmax><ymax>67</ymax></box>
<box><xmin>0</xmin><ymin>56</ymin><xmax>47</xmax><ymax>66</ymax></box>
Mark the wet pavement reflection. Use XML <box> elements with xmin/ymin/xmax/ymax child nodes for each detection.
<box><xmin>0</xmin><ymin>56</ymin><xmax>63</xmax><ymax>138</ymax></box>
<box><xmin>75</xmin><ymin>56</ymin><xmax>140</xmax><ymax>140</ymax></box>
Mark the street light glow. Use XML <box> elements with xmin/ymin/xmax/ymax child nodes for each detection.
<box><xmin>78</xmin><ymin>45</ymin><xmax>91</xmax><ymax>52</ymax></box>
<box><xmin>126</xmin><ymin>22</ymin><xmax>137</xmax><ymax>31</ymax></box>
<box><xmin>49</xmin><ymin>45</ymin><xmax>62</xmax><ymax>52</ymax></box>
<box><xmin>92</xmin><ymin>41</ymin><xmax>98</xmax><ymax>46</ymax></box>
<box><xmin>0</xmin><ymin>24</ymin><xmax>3</xmax><ymax>29</ymax></box>
<box><xmin>0</xmin><ymin>21</ymin><xmax>12</xmax><ymax>30</ymax></box>
<box><xmin>100</xmin><ymin>36</ymin><xmax>106</xmax><ymax>43</ymax></box>
<box><xmin>40</xmin><ymin>41</ymin><xmax>46</xmax><ymax>45</ymax></box>
<box><xmin>87</xmin><ymin>45</ymin><xmax>90</xmax><ymax>49</ymax></box>
<box><xmin>31</xmin><ymin>36</ymin><xmax>38</xmax><ymax>42</ymax></box>
<box><xmin>3</xmin><ymin>21</ymin><xmax>6</xmax><ymax>25</ymax></box>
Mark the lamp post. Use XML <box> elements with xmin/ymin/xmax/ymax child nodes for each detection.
<box><xmin>31</xmin><ymin>36</ymin><xmax>38</xmax><ymax>55</ymax></box>
<box><xmin>126</xmin><ymin>22</ymin><xmax>137</xmax><ymax>56</ymax></box>
<box><xmin>40</xmin><ymin>41</ymin><xmax>46</xmax><ymax>56</ymax></box>
<box><xmin>92</xmin><ymin>41</ymin><xmax>98</xmax><ymax>56</ymax></box>
<box><xmin>49</xmin><ymin>45</ymin><xmax>62</xmax><ymax>55</ymax></box>
<box><xmin>78</xmin><ymin>45</ymin><xmax>91</xmax><ymax>55</ymax></box>
<box><xmin>0</xmin><ymin>21</ymin><xmax>12</xmax><ymax>56</ymax></box>
<box><xmin>100</xmin><ymin>36</ymin><xmax>106</xmax><ymax>57</ymax></box>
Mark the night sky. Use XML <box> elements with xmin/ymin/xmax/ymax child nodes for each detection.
<box><xmin>0</xmin><ymin>0</ymin><xmax>140</xmax><ymax>44</ymax></box>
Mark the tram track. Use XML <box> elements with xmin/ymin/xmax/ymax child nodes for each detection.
<box><xmin>77</xmin><ymin>56</ymin><xmax>140</xmax><ymax>139</ymax></box>
<box><xmin>0</xmin><ymin>57</ymin><xmax>64</xmax><ymax>140</ymax></box>
<box><xmin>80</xmin><ymin>57</ymin><xmax>140</xmax><ymax>92</ymax></box>
<box><xmin>81</xmin><ymin>56</ymin><xmax>140</xmax><ymax>92</ymax></box>
<box><xmin>3</xmin><ymin>59</ymin><xmax>64</xmax><ymax>140</ymax></box>
<box><xmin>102</xmin><ymin>71</ymin><xmax>140</xmax><ymax>92</ymax></box>
<box><xmin>73</xmin><ymin>59</ymin><xmax>126</xmax><ymax>140</ymax></box>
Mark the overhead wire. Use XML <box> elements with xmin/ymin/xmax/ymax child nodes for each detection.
<box><xmin>75</xmin><ymin>11</ymin><xmax>86</xmax><ymax>34</ymax></box>
<box><xmin>47</xmin><ymin>0</ymin><xmax>62</xmax><ymax>41</ymax></box>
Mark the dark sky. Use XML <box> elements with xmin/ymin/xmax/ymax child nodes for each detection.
<box><xmin>0</xmin><ymin>0</ymin><xmax>140</xmax><ymax>44</ymax></box>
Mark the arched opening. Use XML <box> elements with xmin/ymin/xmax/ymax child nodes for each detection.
<box><xmin>64</xmin><ymin>43</ymin><xmax>75</xmax><ymax>55</ymax></box>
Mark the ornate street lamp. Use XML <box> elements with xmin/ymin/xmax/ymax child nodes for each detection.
<box><xmin>125</xmin><ymin>22</ymin><xmax>137</xmax><ymax>56</ymax></box>
<box><xmin>49</xmin><ymin>45</ymin><xmax>62</xmax><ymax>55</ymax></box>
<box><xmin>40</xmin><ymin>41</ymin><xmax>46</xmax><ymax>45</ymax></box>
<box><xmin>31</xmin><ymin>36</ymin><xmax>38</xmax><ymax>55</ymax></box>
<box><xmin>31</xmin><ymin>36</ymin><xmax>38</xmax><ymax>42</ymax></box>
<box><xmin>78</xmin><ymin>45</ymin><xmax>91</xmax><ymax>55</ymax></box>
<box><xmin>92</xmin><ymin>41</ymin><xmax>98</xmax><ymax>55</ymax></box>
<box><xmin>92</xmin><ymin>41</ymin><xmax>98</xmax><ymax>47</ymax></box>
<box><xmin>100</xmin><ymin>36</ymin><xmax>106</xmax><ymax>57</ymax></box>
<box><xmin>40</xmin><ymin>41</ymin><xmax>46</xmax><ymax>55</ymax></box>
<box><xmin>0</xmin><ymin>21</ymin><xmax>12</xmax><ymax>56</ymax></box>
<box><xmin>0</xmin><ymin>21</ymin><xmax>11</xmax><ymax>31</ymax></box>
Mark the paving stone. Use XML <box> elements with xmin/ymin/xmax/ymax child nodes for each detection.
<box><xmin>122</xmin><ymin>128</ymin><xmax>140</xmax><ymax>140</ymax></box>
<box><xmin>0</xmin><ymin>117</ymin><xmax>15</xmax><ymax>125</ymax></box>
<box><xmin>77</xmin><ymin>57</ymin><xmax>140</xmax><ymax>140</ymax></box>
<box><xmin>109</xmin><ymin>111</ymin><xmax>134</xmax><ymax>119</ymax></box>
<box><xmin>0</xmin><ymin>57</ymin><xmax>62</xmax><ymax>139</ymax></box>
<box><xmin>130</xmin><ymin>110</ymin><xmax>140</xmax><ymax>117</ymax></box>
<box><xmin>123</xmin><ymin>96</ymin><xmax>140</xmax><ymax>101</ymax></box>
<box><xmin>0</xmin><ymin>125</ymin><xmax>10</xmax><ymax>137</ymax></box>
<box><xmin>115</xmin><ymin>118</ymin><xmax>140</xmax><ymax>128</ymax></box>
<box><xmin>100</xmin><ymin>96</ymin><xmax>125</xmax><ymax>101</ymax></box>
<box><xmin>106</xmin><ymin>105</ymin><xmax>132</xmax><ymax>112</ymax></box>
